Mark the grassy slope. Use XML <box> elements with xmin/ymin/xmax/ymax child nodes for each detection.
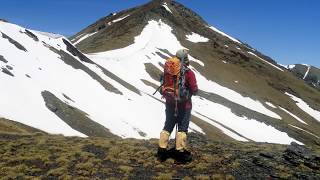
<box><xmin>0</xmin><ymin>132</ymin><xmax>319</xmax><ymax>179</ymax></box>
<box><xmin>0</xmin><ymin>118</ymin><xmax>45</xmax><ymax>135</ymax></box>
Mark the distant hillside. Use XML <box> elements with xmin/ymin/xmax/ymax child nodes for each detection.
<box><xmin>288</xmin><ymin>64</ymin><xmax>320</xmax><ymax>90</ymax></box>
<box><xmin>0</xmin><ymin>118</ymin><xmax>45</xmax><ymax>134</ymax></box>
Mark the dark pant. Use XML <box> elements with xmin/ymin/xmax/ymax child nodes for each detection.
<box><xmin>163</xmin><ymin>102</ymin><xmax>191</xmax><ymax>133</ymax></box>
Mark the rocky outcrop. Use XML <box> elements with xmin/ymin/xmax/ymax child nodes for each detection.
<box><xmin>0</xmin><ymin>55</ymin><xmax>8</xmax><ymax>63</ymax></box>
<box><xmin>0</xmin><ymin>19</ymin><xmax>8</xmax><ymax>22</ymax></box>
<box><xmin>24</xmin><ymin>29</ymin><xmax>39</xmax><ymax>42</ymax></box>
<box><xmin>41</xmin><ymin>90</ymin><xmax>117</xmax><ymax>138</ymax></box>
<box><xmin>284</xmin><ymin>142</ymin><xmax>320</xmax><ymax>171</ymax></box>
<box><xmin>1</xmin><ymin>67</ymin><xmax>14</xmax><ymax>77</ymax></box>
<box><xmin>62</xmin><ymin>38</ymin><xmax>93</xmax><ymax>64</ymax></box>
<box><xmin>1</xmin><ymin>32</ymin><xmax>27</xmax><ymax>52</ymax></box>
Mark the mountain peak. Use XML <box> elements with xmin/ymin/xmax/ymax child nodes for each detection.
<box><xmin>151</xmin><ymin>0</ymin><xmax>172</xmax><ymax>3</ymax></box>
<box><xmin>70</xmin><ymin>0</ymin><xmax>210</xmax><ymax>52</ymax></box>
<box><xmin>0</xmin><ymin>19</ymin><xmax>8</xmax><ymax>23</ymax></box>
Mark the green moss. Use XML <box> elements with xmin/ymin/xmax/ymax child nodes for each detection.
<box><xmin>298</xmin><ymin>164</ymin><xmax>312</xmax><ymax>171</ymax></box>
<box><xmin>192</xmin><ymin>162</ymin><xmax>210</xmax><ymax>172</ymax></box>
<box><xmin>183</xmin><ymin>176</ymin><xmax>193</xmax><ymax>180</ymax></box>
<box><xmin>226</xmin><ymin>175</ymin><xmax>236</xmax><ymax>180</ymax></box>
<box><xmin>276</xmin><ymin>165</ymin><xmax>292</xmax><ymax>179</ymax></box>
<box><xmin>119</xmin><ymin>165</ymin><xmax>134</xmax><ymax>174</ymax></box>
<box><xmin>0</xmin><ymin>132</ymin><xmax>318</xmax><ymax>179</ymax></box>
<box><xmin>47</xmin><ymin>167</ymin><xmax>68</xmax><ymax>177</ymax></box>
<box><xmin>155</xmin><ymin>164</ymin><xmax>166</xmax><ymax>169</ymax></box>
<box><xmin>195</xmin><ymin>175</ymin><xmax>210</xmax><ymax>180</ymax></box>
<box><xmin>231</xmin><ymin>161</ymin><xmax>241</xmax><ymax>169</ymax></box>
<box><xmin>2</xmin><ymin>173</ymin><xmax>25</xmax><ymax>180</ymax></box>
<box><xmin>155</xmin><ymin>173</ymin><xmax>173</xmax><ymax>180</ymax></box>
<box><xmin>211</xmin><ymin>174</ymin><xmax>224</xmax><ymax>180</ymax></box>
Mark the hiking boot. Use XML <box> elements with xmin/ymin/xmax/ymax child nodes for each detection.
<box><xmin>157</xmin><ymin>147</ymin><xmax>168</xmax><ymax>162</ymax></box>
<box><xmin>159</xmin><ymin>130</ymin><xmax>170</xmax><ymax>149</ymax></box>
<box><xmin>174</xmin><ymin>149</ymin><xmax>192</xmax><ymax>164</ymax></box>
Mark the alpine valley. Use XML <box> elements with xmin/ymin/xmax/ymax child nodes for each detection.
<box><xmin>0</xmin><ymin>0</ymin><xmax>319</xmax><ymax>179</ymax></box>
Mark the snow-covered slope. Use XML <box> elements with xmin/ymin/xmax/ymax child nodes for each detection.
<box><xmin>0</xmin><ymin>21</ymin><xmax>292</xmax><ymax>143</ymax></box>
<box><xmin>0</xmin><ymin>22</ymin><xmax>86</xmax><ymax>137</ymax></box>
<box><xmin>1</xmin><ymin>21</ymin><xmax>318</xmax><ymax>144</ymax></box>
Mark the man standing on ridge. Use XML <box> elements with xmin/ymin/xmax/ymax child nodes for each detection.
<box><xmin>157</xmin><ymin>49</ymin><xmax>198</xmax><ymax>163</ymax></box>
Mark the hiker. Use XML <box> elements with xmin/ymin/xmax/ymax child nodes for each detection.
<box><xmin>157</xmin><ymin>49</ymin><xmax>198</xmax><ymax>163</ymax></box>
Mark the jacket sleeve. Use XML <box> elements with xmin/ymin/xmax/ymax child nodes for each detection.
<box><xmin>186</xmin><ymin>70</ymin><xmax>198</xmax><ymax>95</ymax></box>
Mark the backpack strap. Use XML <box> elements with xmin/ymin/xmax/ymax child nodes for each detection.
<box><xmin>178</xmin><ymin>65</ymin><xmax>191</xmax><ymax>101</ymax></box>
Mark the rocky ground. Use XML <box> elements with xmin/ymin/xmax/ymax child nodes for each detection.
<box><xmin>0</xmin><ymin>132</ymin><xmax>319</xmax><ymax>179</ymax></box>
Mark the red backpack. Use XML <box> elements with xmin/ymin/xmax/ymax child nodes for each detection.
<box><xmin>161</xmin><ymin>57</ymin><xmax>181</xmax><ymax>99</ymax></box>
<box><xmin>161</xmin><ymin>57</ymin><xmax>189</xmax><ymax>102</ymax></box>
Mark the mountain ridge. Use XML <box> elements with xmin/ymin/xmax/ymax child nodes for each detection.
<box><xmin>287</xmin><ymin>64</ymin><xmax>320</xmax><ymax>90</ymax></box>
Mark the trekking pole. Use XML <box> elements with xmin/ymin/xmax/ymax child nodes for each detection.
<box><xmin>153</xmin><ymin>75</ymin><xmax>164</xmax><ymax>95</ymax></box>
<box><xmin>174</xmin><ymin>99</ymin><xmax>178</xmax><ymax>117</ymax></box>
<box><xmin>174</xmin><ymin>122</ymin><xmax>178</xmax><ymax>149</ymax></box>
<box><xmin>173</xmin><ymin>77</ymin><xmax>178</xmax><ymax>117</ymax></box>
<box><xmin>152</xmin><ymin>84</ymin><xmax>163</xmax><ymax>95</ymax></box>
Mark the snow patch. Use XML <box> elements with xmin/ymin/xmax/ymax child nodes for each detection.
<box><xmin>186</xmin><ymin>32</ymin><xmax>209</xmax><ymax>43</ymax></box>
<box><xmin>112</xmin><ymin>14</ymin><xmax>130</xmax><ymax>23</ymax></box>
<box><xmin>248</xmin><ymin>51</ymin><xmax>284</xmax><ymax>72</ymax></box>
<box><xmin>73</xmin><ymin>32</ymin><xmax>98</xmax><ymax>45</ymax></box>
<box><xmin>189</xmin><ymin>56</ymin><xmax>205</xmax><ymax>66</ymax></box>
<box><xmin>278</xmin><ymin>64</ymin><xmax>287</xmax><ymax>69</ymax></box>
<box><xmin>73</xmin><ymin>31</ymin><xmax>98</xmax><ymax>45</ymax></box>
<box><xmin>265</xmin><ymin>102</ymin><xmax>277</xmax><ymax>109</ymax></box>
<box><xmin>71</xmin><ymin>33</ymin><xmax>84</xmax><ymax>41</ymax></box>
<box><xmin>287</xmin><ymin>64</ymin><xmax>296</xmax><ymax>69</ymax></box>
<box><xmin>285</xmin><ymin>92</ymin><xmax>320</xmax><ymax>122</ymax></box>
<box><xmin>194</xmin><ymin>70</ymin><xmax>282</xmax><ymax>119</ymax></box>
<box><xmin>194</xmin><ymin>112</ymin><xmax>248</xmax><ymax>141</ymax></box>
<box><xmin>193</xmin><ymin>98</ymin><xmax>302</xmax><ymax>144</ymax></box>
<box><xmin>279</xmin><ymin>106</ymin><xmax>307</xmax><ymax>125</ymax></box>
<box><xmin>162</xmin><ymin>2</ymin><xmax>173</xmax><ymax>14</ymax></box>
<box><xmin>303</xmin><ymin>65</ymin><xmax>311</xmax><ymax>80</ymax></box>
<box><xmin>32</xmin><ymin>30</ymin><xmax>63</xmax><ymax>39</ymax></box>
<box><xmin>189</xmin><ymin>121</ymin><xmax>205</xmax><ymax>134</ymax></box>
<box><xmin>208</xmin><ymin>26</ymin><xmax>241</xmax><ymax>44</ymax></box>
<box><xmin>289</xmin><ymin>124</ymin><xmax>319</xmax><ymax>139</ymax></box>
